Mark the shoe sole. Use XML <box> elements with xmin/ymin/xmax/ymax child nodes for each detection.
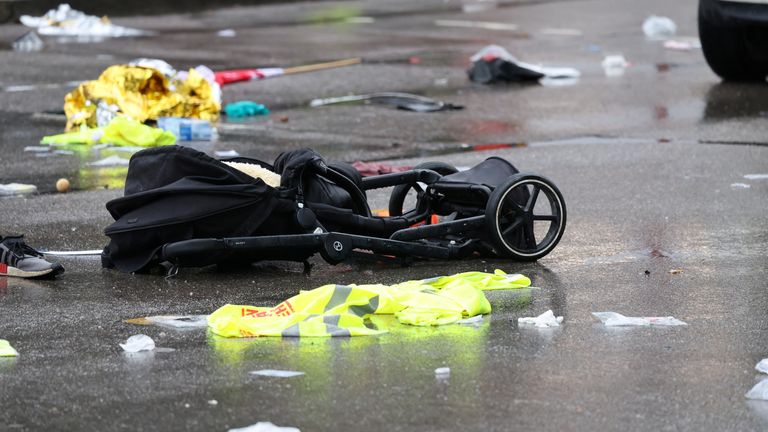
<box><xmin>0</xmin><ymin>263</ymin><xmax>64</xmax><ymax>279</ymax></box>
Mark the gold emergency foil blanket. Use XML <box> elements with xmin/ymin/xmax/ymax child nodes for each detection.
<box><xmin>64</xmin><ymin>65</ymin><xmax>220</xmax><ymax>130</ymax></box>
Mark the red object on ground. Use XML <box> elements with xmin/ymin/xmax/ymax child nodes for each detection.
<box><xmin>214</xmin><ymin>69</ymin><xmax>266</xmax><ymax>85</ymax></box>
<box><xmin>352</xmin><ymin>161</ymin><xmax>412</xmax><ymax>177</ymax></box>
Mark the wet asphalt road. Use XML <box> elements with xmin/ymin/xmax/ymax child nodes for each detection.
<box><xmin>1</xmin><ymin>0</ymin><xmax>768</xmax><ymax>431</ymax></box>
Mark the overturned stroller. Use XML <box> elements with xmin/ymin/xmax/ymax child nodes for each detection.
<box><xmin>102</xmin><ymin>146</ymin><xmax>566</xmax><ymax>276</ymax></box>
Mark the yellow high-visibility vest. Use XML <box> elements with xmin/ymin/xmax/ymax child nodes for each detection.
<box><xmin>208</xmin><ymin>270</ymin><xmax>531</xmax><ymax>338</ymax></box>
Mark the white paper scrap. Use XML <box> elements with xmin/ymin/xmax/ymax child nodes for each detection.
<box><xmin>229</xmin><ymin>422</ymin><xmax>301</xmax><ymax>432</ymax></box>
<box><xmin>746</xmin><ymin>380</ymin><xmax>768</xmax><ymax>401</ymax></box>
<box><xmin>119</xmin><ymin>334</ymin><xmax>155</xmax><ymax>352</ymax></box>
<box><xmin>518</xmin><ymin>310</ymin><xmax>563</xmax><ymax>328</ymax></box>
<box><xmin>435</xmin><ymin>367</ymin><xmax>451</xmax><ymax>376</ymax></box>
<box><xmin>250</xmin><ymin>369</ymin><xmax>305</xmax><ymax>378</ymax></box>
<box><xmin>456</xmin><ymin>315</ymin><xmax>484</xmax><ymax>325</ymax></box>
<box><xmin>592</xmin><ymin>312</ymin><xmax>687</xmax><ymax>326</ymax></box>
<box><xmin>757</xmin><ymin>359</ymin><xmax>768</xmax><ymax>374</ymax></box>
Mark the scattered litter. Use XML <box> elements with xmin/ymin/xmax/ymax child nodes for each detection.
<box><xmin>351</xmin><ymin>161</ymin><xmax>412</xmax><ymax>176</ymax></box>
<box><xmin>642</xmin><ymin>15</ymin><xmax>677</xmax><ymax>39</ymax></box>
<box><xmin>435</xmin><ymin>20</ymin><xmax>519</xmax><ymax>32</ymax></box>
<box><xmin>250</xmin><ymin>369</ymin><xmax>305</xmax><ymax>378</ymax></box>
<box><xmin>746</xmin><ymin>380</ymin><xmax>768</xmax><ymax>401</ymax></box>
<box><xmin>56</xmin><ymin>178</ymin><xmax>70</xmax><ymax>193</ymax></box>
<box><xmin>731</xmin><ymin>183</ymin><xmax>751</xmax><ymax>189</ymax></box>
<box><xmin>24</xmin><ymin>146</ymin><xmax>50</xmax><ymax>153</ymax></box>
<box><xmin>125</xmin><ymin>315</ymin><xmax>209</xmax><ymax>329</ymax></box>
<box><xmin>217</xmin><ymin>29</ymin><xmax>236</xmax><ymax>37</ymax></box>
<box><xmin>468</xmin><ymin>45</ymin><xmax>580</xmax><ymax>84</ymax></box>
<box><xmin>663</xmin><ymin>39</ymin><xmax>701</xmax><ymax>51</ymax></box>
<box><xmin>435</xmin><ymin>367</ymin><xmax>451</xmax><ymax>376</ymax></box>
<box><xmin>540</xmin><ymin>28</ymin><xmax>583</xmax><ymax>36</ymax></box>
<box><xmin>13</xmin><ymin>31</ymin><xmax>44</xmax><ymax>52</ymax></box>
<box><xmin>744</xmin><ymin>174</ymin><xmax>768</xmax><ymax>180</ymax></box>
<box><xmin>592</xmin><ymin>312</ymin><xmax>687</xmax><ymax>326</ymax></box>
<box><xmin>668</xmin><ymin>268</ymin><xmax>684</xmax><ymax>274</ymax></box>
<box><xmin>119</xmin><ymin>334</ymin><xmax>155</xmax><ymax>352</ymax></box>
<box><xmin>157</xmin><ymin>117</ymin><xmax>214</xmax><ymax>141</ymax></box>
<box><xmin>208</xmin><ymin>270</ymin><xmax>530</xmax><ymax>337</ymax></box>
<box><xmin>456</xmin><ymin>315</ymin><xmax>484</xmax><ymax>325</ymax></box>
<box><xmin>87</xmin><ymin>155</ymin><xmax>130</xmax><ymax>167</ymax></box>
<box><xmin>0</xmin><ymin>340</ymin><xmax>19</xmax><ymax>357</ymax></box>
<box><xmin>228</xmin><ymin>422</ymin><xmax>301</xmax><ymax>432</ymax></box>
<box><xmin>216</xmin><ymin>150</ymin><xmax>240</xmax><ymax>158</ymax></box>
<box><xmin>0</xmin><ymin>183</ymin><xmax>37</xmax><ymax>197</ymax></box>
<box><xmin>214</xmin><ymin>57</ymin><xmax>360</xmax><ymax>86</ymax></box>
<box><xmin>63</xmin><ymin>62</ymin><xmax>220</xmax><ymax>130</ymax></box>
<box><xmin>434</xmin><ymin>78</ymin><xmax>449</xmax><ymax>86</ymax></box>
<box><xmin>20</xmin><ymin>4</ymin><xmax>150</xmax><ymax>38</ymax></box>
<box><xmin>225</xmin><ymin>101</ymin><xmax>270</xmax><ymax>118</ymax></box>
<box><xmin>310</xmin><ymin>92</ymin><xmax>462</xmax><ymax>112</ymax></box>
<box><xmin>518</xmin><ymin>310</ymin><xmax>563</xmax><ymax>328</ymax></box>
<box><xmin>757</xmin><ymin>359</ymin><xmax>768</xmax><ymax>374</ymax></box>
<box><xmin>208</xmin><ymin>399</ymin><xmax>219</xmax><ymax>406</ymax></box>
<box><xmin>602</xmin><ymin>54</ymin><xmax>630</xmax><ymax>77</ymax></box>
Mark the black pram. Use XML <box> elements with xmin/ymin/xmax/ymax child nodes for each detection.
<box><xmin>102</xmin><ymin>146</ymin><xmax>566</xmax><ymax>275</ymax></box>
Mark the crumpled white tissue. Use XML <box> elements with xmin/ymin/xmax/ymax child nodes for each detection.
<box><xmin>757</xmin><ymin>359</ymin><xmax>768</xmax><ymax>374</ymax></box>
<box><xmin>518</xmin><ymin>310</ymin><xmax>563</xmax><ymax>328</ymax></box>
<box><xmin>592</xmin><ymin>312</ymin><xmax>687</xmax><ymax>326</ymax></box>
<box><xmin>229</xmin><ymin>422</ymin><xmax>301</xmax><ymax>432</ymax></box>
<box><xmin>120</xmin><ymin>334</ymin><xmax>156</xmax><ymax>352</ymax></box>
<box><xmin>746</xmin><ymin>380</ymin><xmax>768</xmax><ymax>401</ymax></box>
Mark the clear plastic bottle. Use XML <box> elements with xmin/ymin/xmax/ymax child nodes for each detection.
<box><xmin>157</xmin><ymin>117</ymin><xmax>213</xmax><ymax>141</ymax></box>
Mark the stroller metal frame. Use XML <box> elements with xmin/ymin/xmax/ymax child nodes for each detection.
<box><xmin>153</xmin><ymin>159</ymin><xmax>567</xmax><ymax>276</ymax></box>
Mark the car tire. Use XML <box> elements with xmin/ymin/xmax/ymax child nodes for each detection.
<box><xmin>699</xmin><ymin>0</ymin><xmax>768</xmax><ymax>81</ymax></box>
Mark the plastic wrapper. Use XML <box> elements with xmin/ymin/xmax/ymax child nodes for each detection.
<box><xmin>592</xmin><ymin>312</ymin><xmax>687</xmax><ymax>326</ymax></box>
<box><xmin>757</xmin><ymin>359</ymin><xmax>768</xmax><ymax>374</ymax></box>
<box><xmin>20</xmin><ymin>4</ymin><xmax>149</xmax><ymax>37</ymax></box>
<box><xmin>125</xmin><ymin>315</ymin><xmax>209</xmax><ymax>329</ymax></box>
<box><xmin>228</xmin><ymin>422</ymin><xmax>300</xmax><ymax>432</ymax></box>
<box><xmin>0</xmin><ymin>183</ymin><xmax>37</xmax><ymax>196</ymax></box>
<box><xmin>746</xmin><ymin>380</ymin><xmax>768</xmax><ymax>401</ymax></box>
<box><xmin>518</xmin><ymin>310</ymin><xmax>563</xmax><ymax>327</ymax></box>
<box><xmin>642</xmin><ymin>15</ymin><xmax>677</xmax><ymax>39</ymax></box>
<box><xmin>64</xmin><ymin>64</ymin><xmax>221</xmax><ymax>130</ymax></box>
<box><xmin>119</xmin><ymin>334</ymin><xmax>155</xmax><ymax>352</ymax></box>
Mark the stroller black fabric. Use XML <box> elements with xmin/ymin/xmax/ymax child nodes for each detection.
<box><xmin>437</xmin><ymin>157</ymin><xmax>520</xmax><ymax>188</ymax></box>
<box><xmin>103</xmin><ymin>146</ymin><xmax>371</xmax><ymax>273</ymax></box>
<box><xmin>104</xmin><ymin>146</ymin><xmax>297</xmax><ymax>272</ymax></box>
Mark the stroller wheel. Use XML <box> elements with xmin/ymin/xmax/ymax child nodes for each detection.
<box><xmin>388</xmin><ymin>162</ymin><xmax>458</xmax><ymax>216</ymax></box>
<box><xmin>486</xmin><ymin>174</ymin><xmax>566</xmax><ymax>261</ymax></box>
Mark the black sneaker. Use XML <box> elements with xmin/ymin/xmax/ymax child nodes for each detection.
<box><xmin>0</xmin><ymin>235</ymin><xmax>64</xmax><ymax>279</ymax></box>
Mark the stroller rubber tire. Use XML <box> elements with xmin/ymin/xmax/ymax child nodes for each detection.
<box><xmin>486</xmin><ymin>173</ymin><xmax>566</xmax><ymax>261</ymax></box>
<box><xmin>388</xmin><ymin>161</ymin><xmax>458</xmax><ymax>216</ymax></box>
